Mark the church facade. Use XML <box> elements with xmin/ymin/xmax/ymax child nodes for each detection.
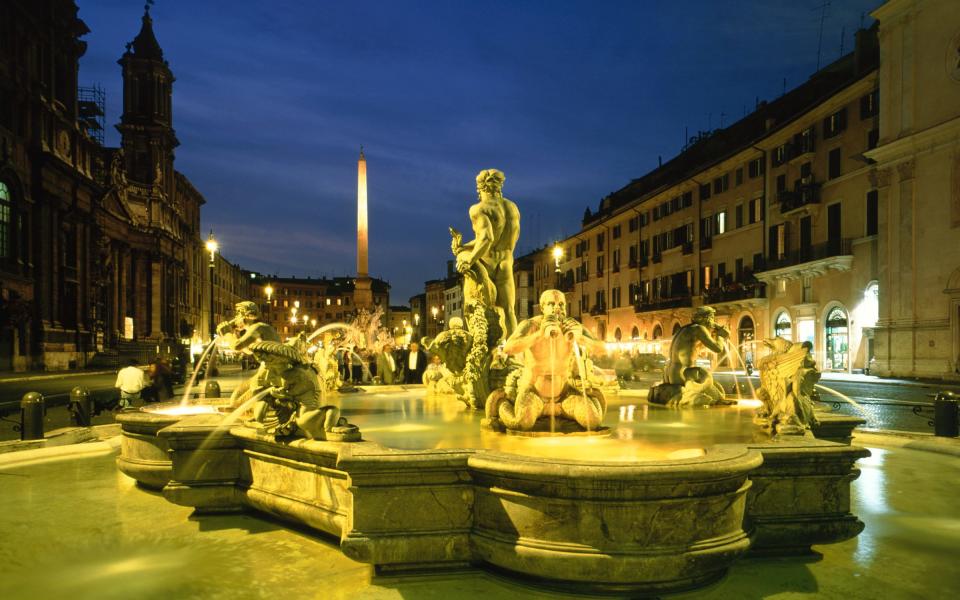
<box><xmin>0</xmin><ymin>1</ymin><xmax>209</xmax><ymax>370</ymax></box>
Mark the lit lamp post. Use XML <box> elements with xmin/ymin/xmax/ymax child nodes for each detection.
<box><xmin>264</xmin><ymin>284</ymin><xmax>273</xmax><ymax>316</ymax></box>
<box><xmin>552</xmin><ymin>243</ymin><xmax>564</xmax><ymax>289</ymax></box>
<box><xmin>205</xmin><ymin>231</ymin><xmax>218</xmax><ymax>340</ymax></box>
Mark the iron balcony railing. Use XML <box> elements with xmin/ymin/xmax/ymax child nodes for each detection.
<box><xmin>702</xmin><ymin>283</ymin><xmax>767</xmax><ymax>304</ymax></box>
<box><xmin>777</xmin><ymin>180</ymin><xmax>822</xmax><ymax>214</ymax></box>
<box><xmin>760</xmin><ymin>238</ymin><xmax>852</xmax><ymax>272</ymax></box>
<box><xmin>634</xmin><ymin>296</ymin><xmax>693</xmax><ymax>313</ymax></box>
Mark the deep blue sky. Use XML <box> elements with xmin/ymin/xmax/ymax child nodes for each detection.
<box><xmin>77</xmin><ymin>0</ymin><xmax>879</xmax><ymax>302</ymax></box>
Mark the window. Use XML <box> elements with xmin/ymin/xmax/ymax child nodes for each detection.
<box><xmin>748</xmin><ymin>198</ymin><xmax>761</xmax><ymax>224</ymax></box>
<box><xmin>612</xmin><ymin>248</ymin><xmax>620</xmax><ymax>271</ymax></box>
<box><xmin>595</xmin><ymin>290</ymin><xmax>605</xmax><ymax>309</ymax></box>
<box><xmin>828</xmin><ymin>148</ymin><xmax>842</xmax><ymax>179</ymax></box>
<box><xmin>735</xmin><ymin>258</ymin><xmax>744</xmax><ymax>281</ymax></box>
<box><xmin>772</xmin><ymin>144</ymin><xmax>788</xmax><ymax>167</ymax></box>
<box><xmin>714</xmin><ymin>211</ymin><xmax>727</xmax><ymax>235</ymax></box>
<box><xmin>775</xmin><ymin>311</ymin><xmax>792</xmax><ymax>340</ymax></box>
<box><xmin>794</xmin><ymin>126</ymin><xmax>815</xmax><ymax>154</ymax></box>
<box><xmin>699</xmin><ymin>183</ymin><xmax>711</xmax><ymax>201</ymax></box>
<box><xmin>682</xmin><ymin>191</ymin><xmax>693</xmax><ymax>208</ymax></box>
<box><xmin>860</xmin><ymin>89</ymin><xmax>879</xmax><ymax>119</ymax></box>
<box><xmin>867</xmin><ymin>128</ymin><xmax>879</xmax><ymax>150</ymax></box>
<box><xmin>866</xmin><ymin>190</ymin><xmax>878</xmax><ymax>236</ymax></box>
<box><xmin>612</xmin><ymin>225</ymin><xmax>621</xmax><ymax>239</ymax></box>
<box><xmin>596</xmin><ymin>255</ymin><xmax>604</xmax><ymax>277</ymax></box>
<box><xmin>735</xmin><ymin>168</ymin><xmax>743</xmax><ymax>186</ymax></box>
<box><xmin>611</xmin><ymin>287</ymin><xmax>621</xmax><ymax>308</ymax></box>
<box><xmin>776</xmin><ymin>174</ymin><xmax>786</xmax><ymax>193</ymax></box>
<box><xmin>0</xmin><ymin>182</ymin><xmax>10</xmax><ymax>258</ymax></box>
<box><xmin>735</xmin><ymin>204</ymin><xmax>744</xmax><ymax>229</ymax></box>
<box><xmin>800</xmin><ymin>161</ymin><xmax>812</xmax><ymax>180</ymax></box>
<box><xmin>748</xmin><ymin>157</ymin><xmax>765</xmax><ymax>178</ymax></box>
<box><xmin>596</xmin><ymin>233</ymin><xmax>605</xmax><ymax>251</ymax></box>
<box><xmin>823</xmin><ymin>107</ymin><xmax>848</xmax><ymax>139</ymax></box>
<box><xmin>702</xmin><ymin>265</ymin><xmax>712</xmax><ymax>291</ymax></box>
<box><xmin>712</xmin><ymin>173</ymin><xmax>729</xmax><ymax>194</ymax></box>
<box><xmin>628</xmin><ymin>245</ymin><xmax>637</xmax><ymax>266</ymax></box>
<box><xmin>640</xmin><ymin>211</ymin><xmax>649</xmax><ymax>226</ymax></box>
<box><xmin>628</xmin><ymin>216</ymin><xmax>638</xmax><ymax>232</ymax></box>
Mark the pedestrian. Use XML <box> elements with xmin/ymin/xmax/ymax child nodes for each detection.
<box><xmin>115</xmin><ymin>358</ymin><xmax>146</xmax><ymax>410</ymax></box>
<box><xmin>403</xmin><ymin>342</ymin><xmax>428</xmax><ymax>384</ymax></box>
<box><xmin>149</xmin><ymin>357</ymin><xmax>174</xmax><ymax>402</ymax></box>
<box><xmin>376</xmin><ymin>344</ymin><xmax>398</xmax><ymax>384</ymax></box>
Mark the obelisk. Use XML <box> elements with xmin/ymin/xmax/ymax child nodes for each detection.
<box><xmin>353</xmin><ymin>147</ymin><xmax>374</xmax><ymax>310</ymax></box>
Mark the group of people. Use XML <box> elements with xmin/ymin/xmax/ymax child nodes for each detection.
<box><xmin>114</xmin><ymin>356</ymin><xmax>176</xmax><ymax>409</ymax></box>
<box><xmin>364</xmin><ymin>342</ymin><xmax>431</xmax><ymax>385</ymax></box>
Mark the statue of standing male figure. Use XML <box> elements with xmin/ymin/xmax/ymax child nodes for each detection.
<box><xmin>453</xmin><ymin>168</ymin><xmax>520</xmax><ymax>340</ymax></box>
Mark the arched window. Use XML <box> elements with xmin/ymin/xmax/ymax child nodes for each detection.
<box><xmin>774</xmin><ymin>311</ymin><xmax>792</xmax><ymax>340</ymax></box>
<box><xmin>614</xmin><ymin>327</ymin><xmax>622</xmax><ymax>341</ymax></box>
<box><xmin>672</xmin><ymin>322</ymin><xmax>681</xmax><ymax>336</ymax></box>
<box><xmin>631</xmin><ymin>326</ymin><xmax>640</xmax><ymax>340</ymax></box>
<box><xmin>652</xmin><ymin>324</ymin><xmax>662</xmax><ymax>339</ymax></box>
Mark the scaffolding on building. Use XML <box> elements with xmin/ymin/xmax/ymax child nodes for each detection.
<box><xmin>78</xmin><ymin>84</ymin><xmax>105</xmax><ymax>145</ymax></box>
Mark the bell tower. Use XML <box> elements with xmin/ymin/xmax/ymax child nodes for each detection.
<box><xmin>116</xmin><ymin>3</ymin><xmax>178</xmax><ymax>196</ymax></box>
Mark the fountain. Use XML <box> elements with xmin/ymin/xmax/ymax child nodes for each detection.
<box><xmin>114</xmin><ymin>168</ymin><xmax>870</xmax><ymax>595</ymax></box>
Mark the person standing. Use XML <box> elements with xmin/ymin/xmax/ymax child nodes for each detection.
<box><xmin>115</xmin><ymin>358</ymin><xmax>146</xmax><ymax>410</ymax></box>
<box><xmin>403</xmin><ymin>342</ymin><xmax>427</xmax><ymax>384</ymax></box>
<box><xmin>376</xmin><ymin>344</ymin><xmax>399</xmax><ymax>384</ymax></box>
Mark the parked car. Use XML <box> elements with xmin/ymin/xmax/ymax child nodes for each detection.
<box><xmin>632</xmin><ymin>353</ymin><xmax>667</xmax><ymax>372</ymax></box>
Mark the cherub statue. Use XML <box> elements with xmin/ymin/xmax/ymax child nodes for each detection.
<box><xmin>755</xmin><ymin>338</ymin><xmax>820</xmax><ymax>435</ymax></box>
<box><xmin>247</xmin><ymin>341</ymin><xmax>359</xmax><ymax>441</ymax></box>
<box><xmin>484</xmin><ymin>289</ymin><xmax>606</xmax><ymax>432</ymax></box>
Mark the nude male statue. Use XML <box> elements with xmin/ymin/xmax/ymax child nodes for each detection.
<box><xmin>665</xmin><ymin>306</ymin><xmax>729</xmax><ymax>386</ymax></box>
<box><xmin>488</xmin><ymin>289</ymin><xmax>606</xmax><ymax>431</ymax></box>
<box><xmin>454</xmin><ymin>169</ymin><xmax>521</xmax><ymax>337</ymax></box>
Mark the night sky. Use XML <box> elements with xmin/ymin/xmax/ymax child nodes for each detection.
<box><xmin>77</xmin><ymin>0</ymin><xmax>879</xmax><ymax>302</ymax></box>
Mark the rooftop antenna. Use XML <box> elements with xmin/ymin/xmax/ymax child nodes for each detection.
<box><xmin>814</xmin><ymin>0</ymin><xmax>831</xmax><ymax>71</ymax></box>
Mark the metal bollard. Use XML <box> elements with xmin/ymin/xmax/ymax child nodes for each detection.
<box><xmin>69</xmin><ymin>386</ymin><xmax>93</xmax><ymax>427</ymax></box>
<box><xmin>20</xmin><ymin>392</ymin><xmax>45</xmax><ymax>441</ymax></box>
<box><xmin>933</xmin><ymin>391</ymin><xmax>958</xmax><ymax>437</ymax></box>
<box><xmin>204</xmin><ymin>380</ymin><xmax>221</xmax><ymax>399</ymax></box>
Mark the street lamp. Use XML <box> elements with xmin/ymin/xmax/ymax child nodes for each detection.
<box><xmin>205</xmin><ymin>230</ymin><xmax>218</xmax><ymax>339</ymax></box>
<box><xmin>552</xmin><ymin>243</ymin><xmax>563</xmax><ymax>289</ymax></box>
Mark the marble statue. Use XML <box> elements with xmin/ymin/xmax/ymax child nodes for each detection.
<box><xmin>217</xmin><ymin>301</ymin><xmax>282</xmax><ymax>408</ymax></box>
<box><xmin>247</xmin><ymin>341</ymin><xmax>359</xmax><ymax>441</ymax></box>
<box><xmin>484</xmin><ymin>290</ymin><xmax>606</xmax><ymax>432</ymax></box>
<box><xmin>648</xmin><ymin>306</ymin><xmax>731</xmax><ymax>407</ymax></box>
<box><xmin>755</xmin><ymin>338</ymin><xmax>820</xmax><ymax>435</ymax></box>
<box><xmin>453</xmin><ymin>168</ymin><xmax>520</xmax><ymax>338</ymax></box>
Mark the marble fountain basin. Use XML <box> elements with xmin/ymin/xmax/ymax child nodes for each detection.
<box><xmin>116</xmin><ymin>390</ymin><xmax>868</xmax><ymax>595</ymax></box>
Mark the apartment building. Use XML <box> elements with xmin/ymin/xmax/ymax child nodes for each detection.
<box><xmin>555</xmin><ymin>27</ymin><xmax>881</xmax><ymax>372</ymax></box>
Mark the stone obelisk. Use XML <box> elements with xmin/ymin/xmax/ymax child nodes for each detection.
<box><xmin>353</xmin><ymin>147</ymin><xmax>374</xmax><ymax>310</ymax></box>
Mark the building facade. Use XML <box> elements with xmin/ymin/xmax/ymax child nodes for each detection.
<box><xmin>867</xmin><ymin>0</ymin><xmax>960</xmax><ymax>379</ymax></box>
<box><xmin>0</xmin><ymin>2</ymin><xmax>208</xmax><ymax>370</ymax></box>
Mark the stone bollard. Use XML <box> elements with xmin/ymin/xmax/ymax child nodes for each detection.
<box><xmin>20</xmin><ymin>392</ymin><xmax>45</xmax><ymax>441</ymax></box>
<box><xmin>933</xmin><ymin>391</ymin><xmax>958</xmax><ymax>437</ymax></box>
<box><xmin>204</xmin><ymin>380</ymin><xmax>221</xmax><ymax>399</ymax></box>
<box><xmin>69</xmin><ymin>386</ymin><xmax>93</xmax><ymax>427</ymax></box>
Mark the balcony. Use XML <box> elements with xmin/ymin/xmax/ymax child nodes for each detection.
<box><xmin>760</xmin><ymin>239</ymin><xmax>853</xmax><ymax>272</ymax></box>
<box><xmin>628</xmin><ymin>258</ymin><xmax>638</xmax><ymax>269</ymax></box>
<box><xmin>702</xmin><ymin>282</ymin><xmax>767</xmax><ymax>304</ymax></box>
<box><xmin>777</xmin><ymin>180</ymin><xmax>821</xmax><ymax>214</ymax></box>
<box><xmin>700</xmin><ymin>237</ymin><xmax>712</xmax><ymax>250</ymax></box>
<box><xmin>589</xmin><ymin>304</ymin><xmax>608</xmax><ymax>316</ymax></box>
<box><xmin>634</xmin><ymin>296</ymin><xmax>693</xmax><ymax>313</ymax></box>
<box><xmin>639</xmin><ymin>256</ymin><xmax>649</xmax><ymax>267</ymax></box>
<box><xmin>682</xmin><ymin>241</ymin><xmax>694</xmax><ymax>255</ymax></box>
<box><xmin>652</xmin><ymin>253</ymin><xmax>662</xmax><ymax>264</ymax></box>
